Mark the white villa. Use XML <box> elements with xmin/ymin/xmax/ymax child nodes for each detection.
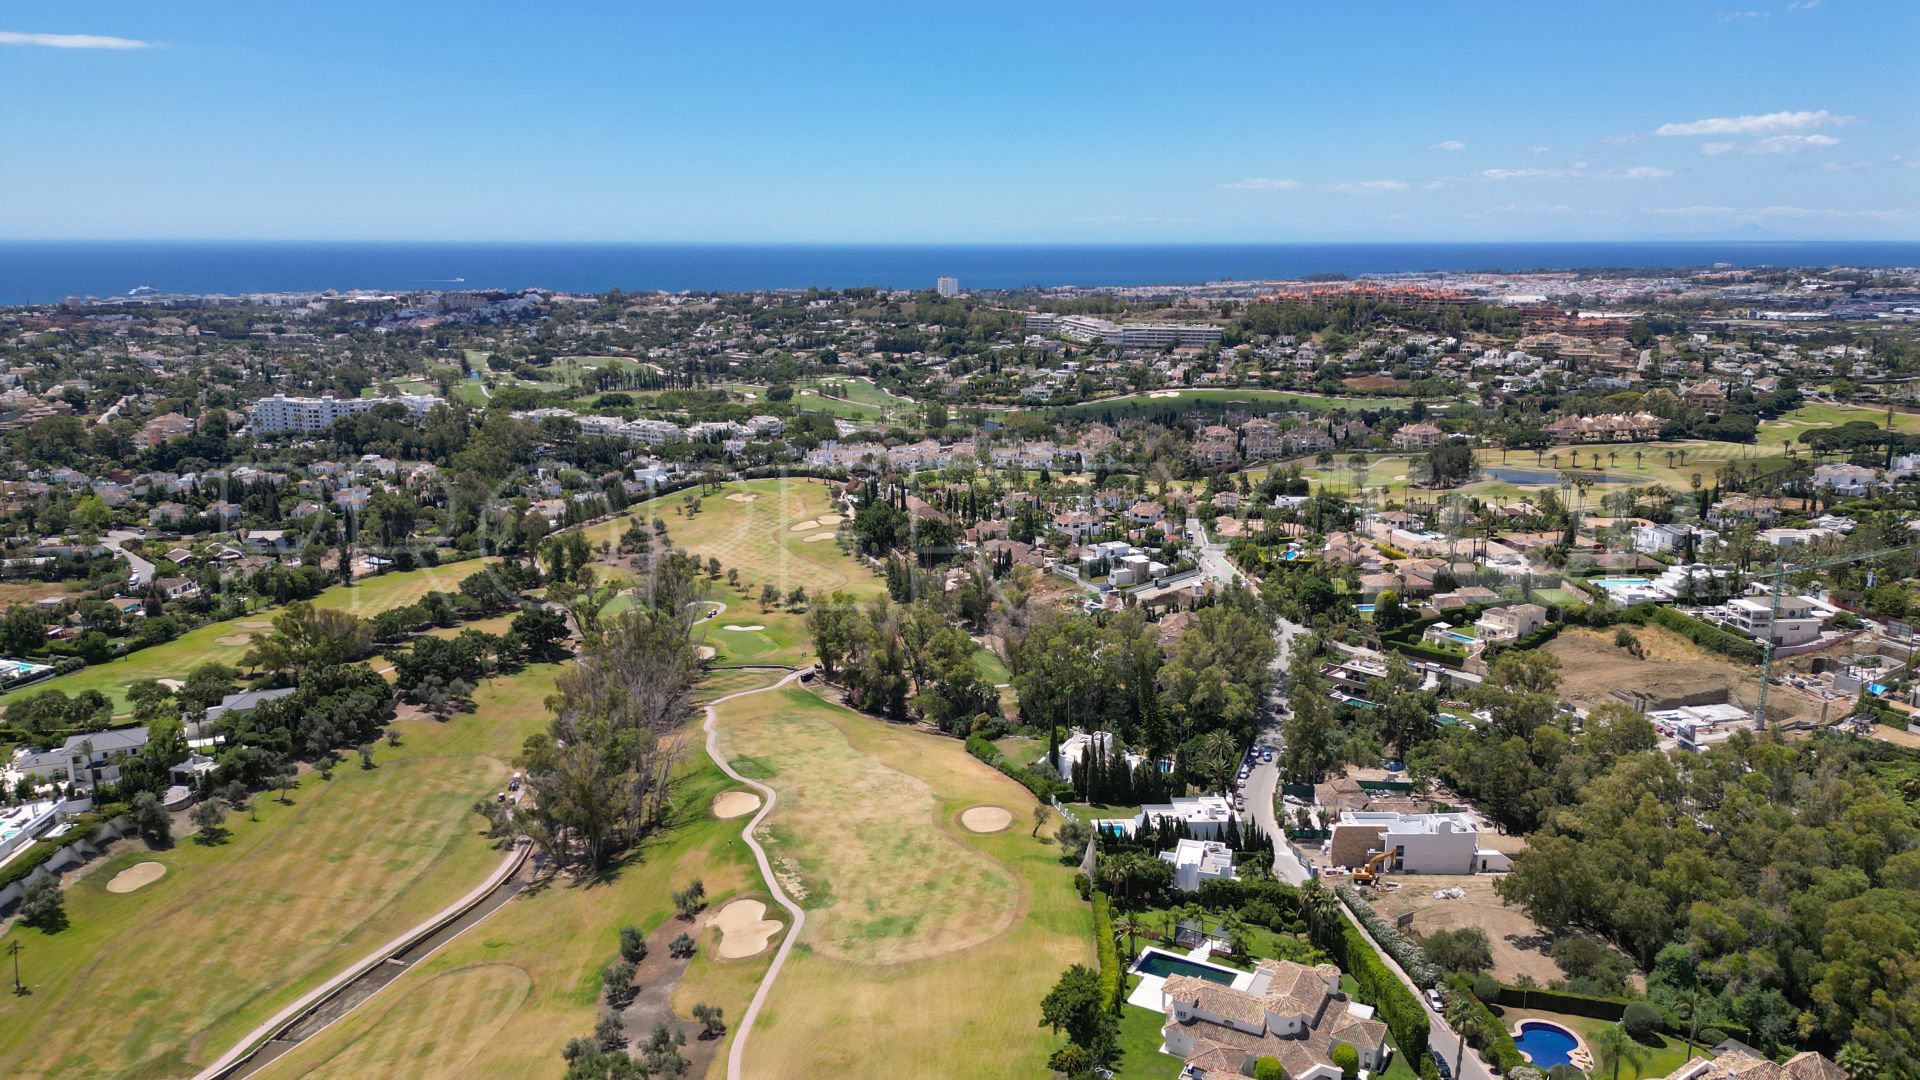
<box><xmin>1097</xmin><ymin>794</ymin><xmax>1239</xmax><ymax>840</ymax></box>
<box><xmin>1161</xmin><ymin>838</ymin><xmax>1237</xmax><ymax>892</ymax></box>
<box><xmin>1328</xmin><ymin>811</ymin><xmax>1512</xmax><ymax>875</ymax></box>
<box><xmin>1045</xmin><ymin>729</ymin><xmax>1147</xmax><ymax>784</ymax></box>
<box><xmin>1159</xmin><ymin>958</ymin><xmax>1390</xmax><ymax>1080</ymax></box>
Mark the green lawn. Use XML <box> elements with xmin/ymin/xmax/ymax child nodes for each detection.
<box><xmin>973</xmin><ymin>647</ymin><xmax>1011</xmax><ymax>685</ymax></box>
<box><xmin>20</xmin><ymin>558</ymin><xmax>494</xmax><ymax>712</ymax></box>
<box><xmin>0</xmin><ymin>664</ymin><xmax>559</xmax><ymax>1080</ymax></box>
<box><xmin>1114</xmin><ymin>991</ymin><xmax>1179</xmax><ymax>1080</ymax></box>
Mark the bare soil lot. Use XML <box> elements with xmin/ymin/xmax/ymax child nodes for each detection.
<box><xmin>1366</xmin><ymin>874</ymin><xmax>1563</xmax><ymax>985</ymax></box>
<box><xmin>1545</xmin><ymin>626</ymin><xmax>1805</xmax><ymax>717</ymax></box>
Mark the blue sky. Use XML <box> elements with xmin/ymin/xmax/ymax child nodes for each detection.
<box><xmin>1</xmin><ymin>2</ymin><xmax>1915</xmax><ymax>242</ymax></box>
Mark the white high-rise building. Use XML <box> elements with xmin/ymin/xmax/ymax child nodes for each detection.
<box><xmin>935</xmin><ymin>276</ymin><xmax>960</xmax><ymax>298</ymax></box>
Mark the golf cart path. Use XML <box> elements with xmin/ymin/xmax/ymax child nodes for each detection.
<box><xmin>702</xmin><ymin>666</ymin><xmax>812</xmax><ymax>1080</ymax></box>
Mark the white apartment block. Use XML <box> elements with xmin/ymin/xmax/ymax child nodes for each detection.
<box><xmin>1048</xmin><ymin>315</ymin><xmax>1222</xmax><ymax>348</ymax></box>
<box><xmin>250</xmin><ymin>393</ymin><xmax>444</xmax><ymax>434</ymax></box>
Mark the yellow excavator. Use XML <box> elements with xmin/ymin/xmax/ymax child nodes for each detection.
<box><xmin>1352</xmin><ymin>849</ymin><xmax>1394</xmax><ymax>887</ymax></box>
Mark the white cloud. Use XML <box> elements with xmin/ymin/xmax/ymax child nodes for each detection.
<box><xmin>0</xmin><ymin>30</ymin><xmax>154</xmax><ymax>49</ymax></box>
<box><xmin>1654</xmin><ymin>109</ymin><xmax>1854</xmax><ymax>136</ymax></box>
<box><xmin>1701</xmin><ymin>142</ymin><xmax>1737</xmax><ymax>156</ymax></box>
<box><xmin>1219</xmin><ymin>178</ymin><xmax>1301</xmax><ymax>190</ymax></box>
<box><xmin>1716</xmin><ymin>10</ymin><xmax>1769</xmax><ymax>21</ymax></box>
<box><xmin>1608</xmin><ymin>166</ymin><xmax>1673</xmax><ymax>179</ymax></box>
<box><xmin>1816</xmin><ymin>161</ymin><xmax>1872</xmax><ymax>171</ymax></box>
<box><xmin>1479</xmin><ymin>167</ymin><xmax>1574</xmax><ymax>180</ymax></box>
<box><xmin>1754</xmin><ymin>205</ymin><xmax>1902</xmax><ymax>219</ymax></box>
<box><xmin>1429</xmin><ymin>140</ymin><xmax>1466</xmax><ymax>152</ymax></box>
<box><xmin>1322</xmin><ymin>180</ymin><xmax>1409</xmax><ymax>193</ymax></box>
<box><xmin>1525</xmin><ymin>146</ymin><xmax>1552</xmax><ymax>155</ymax></box>
<box><xmin>1787</xmin><ymin>0</ymin><xmax>1821</xmax><ymax>10</ymax></box>
<box><xmin>1645</xmin><ymin>206</ymin><xmax>1738</xmax><ymax>216</ymax></box>
<box><xmin>1745</xmin><ymin>133</ymin><xmax>1841</xmax><ymax>154</ymax></box>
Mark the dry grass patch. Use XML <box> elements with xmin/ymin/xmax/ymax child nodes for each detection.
<box><xmin>252</xmin><ymin>756</ymin><xmax>772</xmax><ymax>1080</ymax></box>
<box><xmin>602</xmin><ymin>477</ymin><xmax>881</xmax><ymax>600</ymax></box>
<box><xmin>0</xmin><ymin>665</ymin><xmax>556</xmax><ymax>1080</ymax></box>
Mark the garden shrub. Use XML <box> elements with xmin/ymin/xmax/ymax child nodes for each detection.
<box><xmin>1092</xmin><ymin>892</ymin><xmax>1123</xmax><ymax>1013</ymax></box>
<box><xmin>1623</xmin><ymin>1002</ymin><xmax>1661</xmax><ymax>1040</ymax></box>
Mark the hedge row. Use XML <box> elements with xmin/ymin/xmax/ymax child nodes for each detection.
<box><xmin>1093</xmin><ymin>891</ymin><xmax>1123</xmax><ymax>1013</ymax></box>
<box><xmin>965</xmin><ymin>734</ymin><xmax>1071</xmax><ymax>801</ymax></box>
<box><xmin>1501</xmin><ymin>624</ymin><xmax>1561</xmax><ymax>653</ymax></box>
<box><xmin>1632</xmin><ymin>605</ymin><xmax>1764</xmax><ymax>664</ymax></box>
<box><xmin>1192</xmin><ymin>876</ymin><xmax>1301</xmax><ymax>914</ymax></box>
<box><xmin>1492</xmin><ymin>984</ymin><xmax>1629</xmax><ymax>1021</ymax></box>
<box><xmin>1311</xmin><ymin>892</ymin><xmax>1430</xmax><ymax>1065</ymax></box>
<box><xmin>1454</xmin><ymin>991</ymin><xmax>1527</xmax><ymax>1073</ymax></box>
<box><xmin>1337</xmin><ymin>883</ymin><xmax>1443</xmax><ymax>988</ymax></box>
<box><xmin>0</xmin><ymin>805</ymin><xmax>123</xmax><ymax>891</ymax></box>
<box><xmin>1384</xmin><ymin>640</ymin><xmax>1467</xmax><ymax>668</ymax></box>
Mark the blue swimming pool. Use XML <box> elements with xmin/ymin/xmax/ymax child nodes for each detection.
<box><xmin>1354</xmin><ymin>603</ymin><xmax>1376</xmax><ymax>613</ymax></box>
<box><xmin>1133</xmin><ymin>949</ymin><xmax>1237</xmax><ymax>985</ymax></box>
<box><xmin>1513</xmin><ymin>1020</ymin><xmax>1581</xmax><ymax>1068</ymax></box>
<box><xmin>1593</xmin><ymin>577</ymin><xmax>1652</xmax><ymax>589</ymax></box>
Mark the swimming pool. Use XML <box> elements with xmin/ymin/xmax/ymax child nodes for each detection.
<box><xmin>1132</xmin><ymin>949</ymin><xmax>1238</xmax><ymax>985</ymax></box>
<box><xmin>1354</xmin><ymin>603</ymin><xmax>1376</xmax><ymax>613</ymax></box>
<box><xmin>1593</xmin><ymin>577</ymin><xmax>1652</xmax><ymax>589</ymax></box>
<box><xmin>1513</xmin><ymin>1020</ymin><xmax>1581</xmax><ymax>1068</ymax></box>
<box><xmin>1443</xmin><ymin>631</ymin><xmax>1474</xmax><ymax>644</ymax></box>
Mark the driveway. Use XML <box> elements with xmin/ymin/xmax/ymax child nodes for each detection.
<box><xmin>104</xmin><ymin>529</ymin><xmax>156</xmax><ymax>587</ymax></box>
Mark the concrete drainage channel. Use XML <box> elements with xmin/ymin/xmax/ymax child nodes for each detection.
<box><xmin>209</xmin><ymin>841</ymin><xmax>537</xmax><ymax>1080</ymax></box>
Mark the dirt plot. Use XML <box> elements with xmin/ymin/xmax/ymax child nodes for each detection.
<box><xmin>1366</xmin><ymin>874</ymin><xmax>1565</xmax><ymax>985</ymax></box>
<box><xmin>1546</xmin><ymin>626</ymin><xmax>1803</xmax><ymax>717</ymax></box>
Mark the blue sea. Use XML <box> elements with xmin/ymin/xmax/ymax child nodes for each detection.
<box><xmin>2</xmin><ymin>241</ymin><xmax>1917</xmax><ymax>306</ymax></box>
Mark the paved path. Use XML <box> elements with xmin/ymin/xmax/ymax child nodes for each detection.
<box><xmin>192</xmin><ymin>841</ymin><xmax>527</xmax><ymax>1080</ymax></box>
<box><xmin>703</xmin><ymin>667</ymin><xmax>813</xmax><ymax>1080</ymax></box>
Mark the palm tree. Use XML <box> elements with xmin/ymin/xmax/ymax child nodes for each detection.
<box><xmin>1633</xmin><ymin>449</ymin><xmax>1643</xmax><ymax>470</ymax></box>
<box><xmin>1665</xmin><ymin>449</ymin><xmax>1675</xmax><ymax>470</ymax></box>
<box><xmin>1113</xmin><ymin>914</ymin><xmax>1142</xmax><ymax>961</ymax></box>
<box><xmin>1593</xmin><ymin>1023</ymin><xmax>1648</xmax><ymax>1080</ymax></box>
<box><xmin>1442</xmin><ymin>997</ymin><xmax>1481</xmax><ymax>1080</ymax></box>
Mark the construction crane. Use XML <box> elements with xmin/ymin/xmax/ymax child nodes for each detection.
<box><xmin>1748</xmin><ymin>540</ymin><xmax>1920</xmax><ymax>729</ymax></box>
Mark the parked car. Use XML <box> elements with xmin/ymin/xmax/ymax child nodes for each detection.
<box><xmin>1262</xmin><ymin>748</ymin><xmax>1275</xmax><ymax>763</ymax></box>
<box><xmin>1431</xmin><ymin>1050</ymin><xmax>1454</xmax><ymax>1080</ymax></box>
<box><xmin>1425</xmin><ymin>987</ymin><xmax>1445</xmax><ymax>1010</ymax></box>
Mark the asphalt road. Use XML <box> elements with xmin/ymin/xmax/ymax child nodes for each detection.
<box><xmin>104</xmin><ymin>529</ymin><xmax>155</xmax><ymax>587</ymax></box>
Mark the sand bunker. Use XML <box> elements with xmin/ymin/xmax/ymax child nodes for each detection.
<box><xmin>814</xmin><ymin>513</ymin><xmax>844</xmax><ymax>525</ymax></box>
<box><xmin>787</xmin><ymin>519</ymin><xmax>821</xmax><ymax>532</ymax></box>
<box><xmin>960</xmin><ymin>806</ymin><xmax>1013</xmax><ymax>833</ymax></box>
<box><xmin>1147</xmin><ymin>390</ymin><xmax>1181</xmax><ymax>399</ymax></box>
<box><xmin>713</xmin><ymin>898</ymin><xmax>782</xmax><ymax>959</ymax></box>
<box><xmin>712</xmin><ymin>790</ymin><xmax>762</xmax><ymax>819</ymax></box>
<box><xmin>696</xmin><ymin>645</ymin><xmax>717</xmax><ymax>660</ymax></box>
<box><xmin>803</xmin><ymin>532</ymin><xmax>835</xmax><ymax>542</ymax></box>
<box><xmin>156</xmin><ymin>678</ymin><xmax>184</xmax><ymax>691</ymax></box>
<box><xmin>722</xmin><ymin>624</ymin><xmax>766</xmax><ymax>632</ymax></box>
<box><xmin>237</xmin><ymin>620</ymin><xmax>272</xmax><ymax>628</ymax></box>
<box><xmin>106</xmin><ymin>862</ymin><xmax>167</xmax><ymax>894</ymax></box>
<box><xmin>214</xmin><ymin>634</ymin><xmax>254</xmax><ymax>646</ymax></box>
<box><xmin>724</xmin><ymin>493</ymin><xmax>758</xmax><ymax>503</ymax></box>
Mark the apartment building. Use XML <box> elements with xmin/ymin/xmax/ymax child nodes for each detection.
<box><xmin>249</xmin><ymin>393</ymin><xmax>444</xmax><ymax>434</ymax></box>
